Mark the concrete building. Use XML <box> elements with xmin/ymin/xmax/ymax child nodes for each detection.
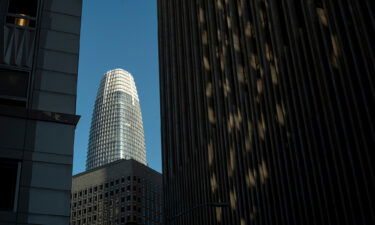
<box><xmin>0</xmin><ymin>0</ymin><xmax>82</xmax><ymax>224</ymax></box>
<box><xmin>86</xmin><ymin>69</ymin><xmax>147</xmax><ymax>170</ymax></box>
<box><xmin>70</xmin><ymin>159</ymin><xmax>163</xmax><ymax>225</ymax></box>
<box><xmin>158</xmin><ymin>0</ymin><xmax>375</xmax><ymax>225</ymax></box>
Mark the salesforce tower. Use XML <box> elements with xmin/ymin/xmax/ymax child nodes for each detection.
<box><xmin>86</xmin><ymin>69</ymin><xmax>147</xmax><ymax>170</ymax></box>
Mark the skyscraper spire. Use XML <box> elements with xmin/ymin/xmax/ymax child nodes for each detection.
<box><xmin>86</xmin><ymin>68</ymin><xmax>146</xmax><ymax>170</ymax></box>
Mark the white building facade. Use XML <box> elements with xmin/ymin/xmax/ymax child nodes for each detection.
<box><xmin>86</xmin><ymin>69</ymin><xmax>147</xmax><ymax>169</ymax></box>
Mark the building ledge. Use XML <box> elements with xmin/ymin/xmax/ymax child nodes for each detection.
<box><xmin>0</xmin><ymin>105</ymin><xmax>80</xmax><ymax>126</ymax></box>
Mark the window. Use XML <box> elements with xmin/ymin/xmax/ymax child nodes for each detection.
<box><xmin>6</xmin><ymin>0</ymin><xmax>38</xmax><ymax>27</ymax></box>
<box><xmin>0</xmin><ymin>158</ymin><xmax>20</xmax><ymax>211</ymax></box>
<box><xmin>0</xmin><ymin>69</ymin><xmax>29</xmax><ymax>107</ymax></box>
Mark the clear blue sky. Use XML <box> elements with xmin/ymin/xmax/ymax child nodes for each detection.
<box><xmin>73</xmin><ymin>0</ymin><xmax>161</xmax><ymax>174</ymax></box>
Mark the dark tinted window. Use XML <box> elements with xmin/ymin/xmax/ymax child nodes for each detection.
<box><xmin>0</xmin><ymin>158</ymin><xmax>19</xmax><ymax>211</ymax></box>
<box><xmin>8</xmin><ymin>0</ymin><xmax>38</xmax><ymax>17</ymax></box>
<box><xmin>0</xmin><ymin>69</ymin><xmax>29</xmax><ymax>107</ymax></box>
<box><xmin>6</xmin><ymin>0</ymin><xmax>38</xmax><ymax>27</ymax></box>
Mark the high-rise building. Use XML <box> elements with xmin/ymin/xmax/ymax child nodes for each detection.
<box><xmin>86</xmin><ymin>69</ymin><xmax>147</xmax><ymax>170</ymax></box>
<box><xmin>0</xmin><ymin>0</ymin><xmax>82</xmax><ymax>224</ymax></box>
<box><xmin>70</xmin><ymin>159</ymin><xmax>163</xmax><ymax>225</ymax></box>
<box><xmin>71</xmin><ymin>68</ymin><xmax>162</xmax><ymax>225</ymax></box>
<box><xmin>158</xmin><ymin>1</ymin><xmax>375</xmax><ymax>225</ymax></box>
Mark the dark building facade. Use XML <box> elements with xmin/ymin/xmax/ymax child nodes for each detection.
<box><xmin>70</xmin><ymin>159</ymin><xmax>163</xmax><ymax>225</ymax></box>
<box><xmin>0</xmin><ymin>0</ymin><xmax>82</xmax><ymax>224</ymax></box>
<box><xmin>158</xmin><ymin>1</ymin><xmax>375</xmax><ymax>225</ymax></box>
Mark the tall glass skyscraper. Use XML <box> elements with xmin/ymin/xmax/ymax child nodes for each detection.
<box><xmin>86</xmin><ymin>69</ymin><xmax>147</xmax><ymax>170</ymax></box>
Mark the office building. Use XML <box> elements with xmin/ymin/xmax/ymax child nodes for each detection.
<box><xmin>86</xmin><ymin>69</ymin><xmax>147</xmax><ymax>170</ymax></box>
<box><xmin>158</xmin><ymin>1</ymin><xmax>375</xmax><ymax>225</ymax></box>
<box><xmin>71</xmin><ymin>68</ymin><xmax>162</xmax><ymax>225</ymax></box>
<box><xmin>0</xmin><ymin>0</ymin><xmax>82</xmax><ymax>224</ymax></box>
<box><xmin>70</xmin><ymin>159</ymin><xmax>163</xmax><ymax>225</ymax></box>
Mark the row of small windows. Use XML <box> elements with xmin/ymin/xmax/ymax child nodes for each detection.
<box><xmin>90</xmin><ymin>125</ymin><xmax>144</xmax><ymax>135</ymax></box>
<box><xmin>87</xmin><ymin>150</ymin><xmax>146</xmax><ymax>160</ymax></box>
<box><xmin>87</xmin><ymin>148</ymin><xmax>146</xmax><ymax>157</ymax></box>
<box><xmin>72</xmin><ymin>203</ymin><xmax>162</xmax><ymax>224</ymax></box>
<box><xmin>71</xmin><ymin>215</ymin><xmax>162</xmax><ymax>225</ymax></box>
<box><xmin>91</xmin><ymin>115</ymin><xmax>141</xmax><ymax>126</ymax></box>
<box><xmin>88</xmin><ymin>139</ymin><xmax>145</xmax><ymax>151</ymax></box>
<box><xmin>72</xmin><ymin>200</ymin><xmax>158</xmax><ymax>213</ymax></box>
<box><xmin>72</xmin><ymin>177</ymin><xmax>161</xmax><ymax>198</ymax></box>
<box><xmin>91</xmin><ymin>112</ymin><xmax>141</xmax><ymax>125</ymax></box>
<box><xmin>88</xmin><ymin>145</ymin><xmax>145</xmax><ymax>158</ymax></box>
<box><xmin>89</xmin><ymin>143</ymin><xmax>145</xmax><ymax>153</ymax></box>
